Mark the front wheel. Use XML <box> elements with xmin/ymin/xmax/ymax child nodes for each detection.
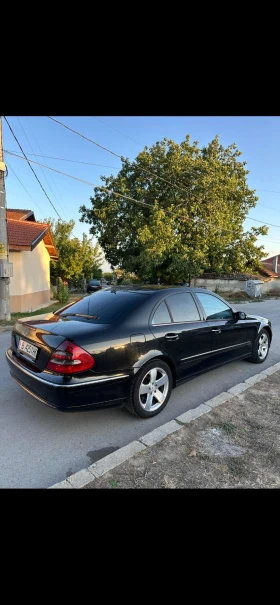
<box><xmin>125</xmin><ymin>360</ymin><xmax>173</xmax><ymax>418</ymax></box>
<box><xmin>248</xmin><ymin>329</ymin><xmax>270</xmax><ymax>364</ymax></box>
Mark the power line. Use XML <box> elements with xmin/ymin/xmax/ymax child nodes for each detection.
<box><xmin>7</xmin><ymin>150</ymin><xmax>280</xmax><ymax>208</ymax></box>
<box><xmin>47</xmin><ymin>116</ymin><xmax>191</xmax><ymax>195</ymax></box>
<box><xmin>246</xmin><ymin>216</ymin><xmax>280</xmax><ymax>228</ymax></box>
<box><xmin>5</xmin><ymin>161</ymin><xmax>45</xmax><ymax>219</ymax></box>
<box><xmin>92</xmin><ymin>116</ymin><xmax>145</xmax><ymax>146</ymax></box>
<box><xmin>4</xmin><ymin>117</ymin><xmax>62</xmax><ymax>219</ymax></box>
<box><xmin>7</xmin><ymin>158</ymin><xmax>81</xmax><ymax>237</ymax></box>
<box><xmin>257</xmin><ymin>202</ymin><xmax>280</xmax><ymax>214</ymax></box>
<box><xmin>258</xmin><ymin>188</ymin><xmax>280</xmax><ymax>194</ymax></box>
<box><xmin>4</xmin><ymin>149</ymin><xmax>120</xmax><ymax>169</ymax></box>
<box><xmin>8</xmin><ymin>154</ymin><xmax>279</xmax><ymax>199</ymax></box>
<box><xmin>7</xmin><ymin>150</ymin><xmax>276</xmax><ymax>235</ymax></box>
<box><xmin>17</xmin><ymin>117</ymin><xmax>68</xmax><ymax>220</ymax></box>
<box><xmin>257</xmin><ymin>238</ymin><xmax>280</xmax><ymax>243</ymax></box>
<box><xmin>5</xmin><ymin>150</ymin><xmax>190</xmax><ymax>220</ymax></box>
<box><xmin>26</xmin><ymin>117</ymin><xmax>69</xmax><ymax>217</ymax></box>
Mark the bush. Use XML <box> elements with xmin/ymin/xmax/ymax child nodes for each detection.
<box><xmin>57</xmin><ymin>278</ymin><xmax>70</xmax><ymax>304</ymax></box>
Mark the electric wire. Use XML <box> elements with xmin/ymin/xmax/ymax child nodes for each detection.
<box><xmin>25</xmin><ymin>117</ymin><xmax>69</xmax><ymax>218</ymax></box>
<box><xmin>5</xmin><ymin>160</ymin><xmax>45</xmax><ymax>219</ymax></box>
<box><xmin>47</xmin><ymin>116</ymin><xmax>192</xmax><ymax>195</ymax></box>
<box><xmin>4</xmin><ymin>117</ymin><xmax>62</xmax><ymax>219</ymax></box>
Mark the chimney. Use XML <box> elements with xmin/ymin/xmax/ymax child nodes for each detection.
<box><xmin>272</xmin><ymin>255</ymin><xmax>278</xmax><ymax>273</ymax></box>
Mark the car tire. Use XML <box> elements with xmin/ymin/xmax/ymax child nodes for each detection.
<box><xmin>248</xmin><ymin>329</ymin><xmax>270</xmax><ymax>364</ymax></box>
<box><xmin>125</xmin><ymin>359</ymin><xmax>173</xmax><ymax>418</ymax></box>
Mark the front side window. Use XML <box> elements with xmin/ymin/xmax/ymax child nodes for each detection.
<box><xmin>166</xmin><ymin>293</ymin><xmax>201</xmax><ymax>322</ymax></box>
<box><xmin>196</xmin><ymin>293</ymin><xmax>233</xmax><ymax>320</ymax></box>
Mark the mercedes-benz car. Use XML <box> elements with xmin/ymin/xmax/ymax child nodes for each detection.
<box><xmin>6</xmin><ymin>287</ymin><xmax>272</xmax><ymax>418</ymax></box>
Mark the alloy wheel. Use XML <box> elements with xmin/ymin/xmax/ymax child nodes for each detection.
<box><xmin>139</xmin><ymin>367</ymin><xmax>169</xmax><ymax>412</ymax></box>
<box><xmin>258</xmin><ymin>332</ymin><xmax>269</xmax><ymax>360</ymax></box>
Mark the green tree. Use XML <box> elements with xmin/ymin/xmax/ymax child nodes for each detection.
<box><xmin>44</xmin><ymin>219</ymin><xmax>103</xmax><ymax>282</ymax></box>
<box><xmin>103</xmin><ymin>271</ymin><xmax>114</xmax><ymax>281</ymax></box>
<box><xmin>80</xmin><ymin>135</ymin><xmax>267</xmax><ymax>282</ymax></box>
<box><xmin>80</xmin><ymin>235</ymin><xmax>103</xmax><ymax>280</ymax></box>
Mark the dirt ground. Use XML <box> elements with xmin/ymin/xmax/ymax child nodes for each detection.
<box><xmin>84</xmin><ymin>371</ymin><xmax>280</xmax><ymax>489</ymax></box>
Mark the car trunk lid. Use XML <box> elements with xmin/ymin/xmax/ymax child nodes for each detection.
<box><xmin>11</xmin><ymin>314</ymin><xmax>108</xmax><ymax>372</ymax></box>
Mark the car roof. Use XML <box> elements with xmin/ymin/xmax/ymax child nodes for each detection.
<box><xmin>105</xmin><ymin>287</ymin><xmax>215</xmax><ymax>296</ymax></box>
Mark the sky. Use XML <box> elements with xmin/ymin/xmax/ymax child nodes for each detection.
<box><xmin>3</xmin><ymin>115</ymin><xmax>280</xmax><ymax>270</ymax></box>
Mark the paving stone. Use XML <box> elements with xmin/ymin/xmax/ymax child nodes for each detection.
<box><xmin>89</xmin><ymin>441</ymin><xmax>146</xmax><ymax>478</ymax></box>
<box><xmin>66</xmin><ymin>468</ymin><xmax>95</xmax><ymax>489</ymax></box>
<box><xmin>205</xmin><ymin>392</ymin><xmax>233</xmax><ymax>408</ymax></box>
<box><xmin>139</xmin><ymin>420</ymin><xmax>182</xmax><ymax>446</ymax></box>
<box><xmin>49</xmin><ymin>480</ymin><xmax>73</xmax><ymax>489</ymax></box>
<box><xmin>228</xmin><ymin>382</ymin><xmax>249</xmax><ymax>395</ymax></box>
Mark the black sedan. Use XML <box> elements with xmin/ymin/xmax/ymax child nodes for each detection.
<box><xmin>87</xmin><ymin>279</ymin><xmax>102</xmax><ymax>293</ymax></box>
<box><xmin>6</xmin><ymin>287</ymin><xmax>272</xmax><ymax>418</ymax></box>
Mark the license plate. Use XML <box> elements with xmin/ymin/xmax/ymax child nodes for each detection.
<box><xmin>18</xmin><ymin>338</ymin><xmax>38</xmax><ymax>360</ymax></box>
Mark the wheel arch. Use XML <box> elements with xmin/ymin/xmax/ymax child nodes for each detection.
<box><xmin>258</xmin><ymin>324</ymin><xmax>272</xmax><ymax>343</ymax></box>
<box><xmin>134</xmin><ymin>352</ymin><xmax>177</xmax><ymax>388</ymax></box>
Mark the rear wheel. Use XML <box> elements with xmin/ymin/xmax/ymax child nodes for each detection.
<box><xmin>125</xmin><ymin>360</ymin><xmax>173</xmax><ymax>418</ymax></box>
<box><xmin>248</xmin><ymin>329</ymin><xmax>270</xmax><ymax>363</ymax></box>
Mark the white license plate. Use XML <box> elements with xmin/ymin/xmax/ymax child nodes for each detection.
<box><xmin>18</xmin><ymin>338</ymin><xmax>38</xmax><ymax>360</ymax></box>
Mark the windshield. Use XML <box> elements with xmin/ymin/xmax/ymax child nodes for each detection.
<box><xmin>55</xmin><ymin>290</ymin><xmax>149</xmax><ymax>323</ymax></box>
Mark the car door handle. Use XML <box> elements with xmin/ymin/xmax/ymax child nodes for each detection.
<box><xmin>212</xmin><ymin>329</ymin><xmax>221</xmax><ymax>334</ymax></box>
<box><xmin>165</xmin><ymin>333</ymin><xmax>179</xmax><ymax>340</ymax></box>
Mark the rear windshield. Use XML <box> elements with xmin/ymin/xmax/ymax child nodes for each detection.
<box><xmin>56</xmin><ymin>290</ymin><xmax>148</xmax><ymax>323</ymax></box>
<box><xmin>89</xmin><ymin>280</ymin><xmax>100</xmax><ymax>285</ymax></box>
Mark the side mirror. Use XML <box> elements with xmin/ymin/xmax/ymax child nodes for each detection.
<box><xmin>235</xmin><ymin>311</ymin><xmax>246</xmax><ymax>321</ymax></box>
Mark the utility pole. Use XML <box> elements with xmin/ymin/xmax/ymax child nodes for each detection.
<box><xmin>0</xmin><ymin>116</ymin><xmax>12</xmax><ymax>320</ymax></box>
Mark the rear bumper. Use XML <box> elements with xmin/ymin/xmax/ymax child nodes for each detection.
<box><xmin>6</xmin><ymin>348</ymin><xmax>131</xmax><ymax>411</ymax></box>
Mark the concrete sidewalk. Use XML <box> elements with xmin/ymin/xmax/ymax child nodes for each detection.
<box><xmin>51</xmin><ymin>363</ymin><xmax>280</xmax><ymax>489</ymax></box>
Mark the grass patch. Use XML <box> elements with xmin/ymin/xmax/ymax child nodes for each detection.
<box><xmin>0</xmin><ymin>301</ymin><xmax>63</xmax><ymax>325</ymax></box>
<box><xmin>218</xmin><ymin>422</ymin><xmax>237</xmax><ymax>436</ymax></box>
<box><xmin>109</xmin><ymin>479</ymin><xmax>119</xmax><ymax>489</ymax></box>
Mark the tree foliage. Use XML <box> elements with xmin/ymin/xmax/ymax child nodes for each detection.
<box><xmin>45</xmin><ymin>219</ymin><xmax>103</xmax><ymax>282</ymax></box>
<box><xmin>80</xmin><ymin>135</ymin><xmax>268</xmax><ymax>282</ymax></box>
<box><xmin>103</xmin><ymin>271</ymin><xmax>114</xmax><ymax>281</ymax></box>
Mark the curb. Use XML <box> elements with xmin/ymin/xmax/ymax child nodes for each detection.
<box><xmin>49</xmin><ymin>360</ymin><xmax>280</xmax><ymax>489</ymax></box>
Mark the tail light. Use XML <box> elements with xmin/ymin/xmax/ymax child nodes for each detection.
<box><xmin>46</xmin><ymin>339</ymin><xmax>95</xmax><ymax>374</ymax></box>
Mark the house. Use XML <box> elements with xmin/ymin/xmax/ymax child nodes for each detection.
<box><xmin>7</xmin><ymin>209</ymin><xmax>58</xmax><ymax>313</ymax></box>
<box><xmin>261</xmin><ymin>254</ymin><xmax>279</xmax><ymax>277</ymax></box>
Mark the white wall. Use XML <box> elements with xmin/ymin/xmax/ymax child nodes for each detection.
<box><xmin>193</xmin><ymin>278</ymin><xmax>246</xmax><ymax>292</ymax></box>
<box><xmin>10</xmin><ymin>240</ymin><xmax>50</xmax><ymax>296</ymax></box>
<box><xmin>262</xmin><ymin>280</ymin><xmax>280</xmax><ymax>294</ymax></box>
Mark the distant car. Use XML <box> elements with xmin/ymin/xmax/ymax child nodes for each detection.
<box><xmin>87</xmin><ymin>279</ymin><xmax>102</xmax><ymax>293</ymax></box>
<box><xmin>6</xmin><ymin>287</ymin><xmax>272</xmax><ymax>418</ymax></box>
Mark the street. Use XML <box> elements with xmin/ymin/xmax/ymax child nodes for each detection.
<box><xmin>1</xmin><ymin>300</ymin><xmax>279</xmax><ymax>488</ymax></box>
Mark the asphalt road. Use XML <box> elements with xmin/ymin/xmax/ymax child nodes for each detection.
<box><xmin>1</xmin><ymin>300</ymin><xmax>279</xmax><ymax>488</ymax></box>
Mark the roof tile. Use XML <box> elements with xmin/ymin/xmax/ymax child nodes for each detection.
<box><xmin>7</xmin><ymin>209</ymin><xmax>35</xmax><ymax>221</ymax></box>
<box><xmin>7</xmin><ymin>219</ymin><xmax>58</xmax><ymax>258</ymax></box>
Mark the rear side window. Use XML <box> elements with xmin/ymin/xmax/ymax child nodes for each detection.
<box><xmin>152</xmin><ymin>301</ymin><xmax>171</xmax><ymax>325</ymax></box>
<box><xmin>56</xmin><ymin>290</ymin><xmax>148</xmax><ymax>323</ymax></box>
<box><xmin>196</xmin><ymin>293</ymin><xmax>233</xmax><ymax>320</ymax></box>
<box><xmin>166</xmin><ymin>293</ymin><xmax>200</xmax><ymax>322</ymax></box>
